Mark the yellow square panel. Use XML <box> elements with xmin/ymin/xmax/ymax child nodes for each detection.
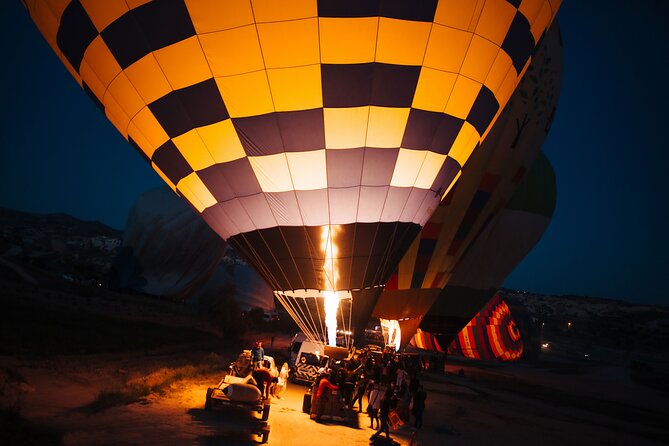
<box><xmin>32</xmin><ymin>2</ymin><xmax>61</xmax><ymax>55</ymax></box>
<box><xmin>460</xmin><ymin>35</ymin><xmax>500</xmax><ymax>84</ymax></box>
<box><xmin>319</xmin><ymin>17</ymin><xmax>378</xmax><ymax>64</ymax></box>
<box><xmin>423</xmin><ymin>24</ymin><xmax>472</xmax><ymax>73</ymax></box>
<box><xmin>531</xmin><ymin>1</ymin><xmax>553</xmax><ymax>43</ymax></box>
<box><xmin>173</xmin><ymin>129</ymin><xmax>216</xmax><ymax>171</ymax></box>
<box><xmin>415</xmin><ymin>151</ymin><xmax>447</xmax><ymax>189</ymax></box>
<box><xmin>324</xmin><ymin>107</ymin><xmax>369</xmax><ymax>149</ymax></box>
<box><xmin>252</xmin><ymin>0</ymin><xmax>317</xmax><ymax>22</ymax></box>
<box><xmin>130</xmin><ymin>107</ymin><xmax>170</xmax><ymax>150</ymax></box>
<box><xmin>106</xmin><ymin>72</ymin><xmax>145</xmax><ymax>122</ymax></box>
<box><xmin>475</xmin><ymin>0</ymin><xmax>517</xmax><ymax>46</ymax></box>
<box><xmin>80</xmin><ymin>0</ymin><xmax>128</xmax><ymax>31</ymax></box>
<box><xmin>124</xmin><ymin>54</ymin><xmax>173</xmax><ymax>104</ymax></box>
<box><xmin>444</xmin><ymin>76</ymin><xmax>482</xmax><ymax>120</ymax></box>
<box><xmin>447</xmin><ymin>122</ymin><xmax>478</xmax><ymax>166</ymax></box>
<box><xmin>185</xmin><ymin>0</ymin><xmax>254</xmax><ymax>33</ymax></box>
<box><xmin>79</xmin><ymin>60</ymin><xmax>106</xmax><ymax>104</ymax></box>
<box><xmin>412</xmin><ymin>68</ymin><xmax>457</xmax><ymax>113</ymax></box>
<box><xmin>257</xmin><ymin>18</ymin><xmax>319</xmax><ymax>69</ymax></box>
<box><xmin>196</xmin><ymin>119</ymin><xmax>246</xmax><ymax>164</ymax></box>
<box><xmin>390</xmin><ymin>148</ymin><xmax>426</xmax><ymax>187</ymax></box>
<box><xmin>376</xmin><ymin>18</ymin><xmax>432</xmax><ymax>66</ymax></box>
<box><xmin>286</xmin><ymin>150</ymin><xmax>327</xmax><ymax>190</ymax></box>
<box><xmin>495</xmin><ymin>67</ymin><xmax>519</xmax><ymax>108</ymax></box>
<box><xmin>367</xmin><ymin>107</ymin><xmax>410</xmax><ymax>148</ymax></box>
<box><xmin>519</xmin><ymin>0</ymin><xmax>544</xmax><ymax>26</ymax></box>
<box><xmin>153</xmin><ymin>36</ymin><xmax>212</xmax><ymax>90</ymax></box>
<box><xmin>104</xmin><ymin>94</ymin><xmax>130</xmax><ymax>137</ymax></box>
<box><xmin>412</xmin><ymin>68</ymin><xmax>458</xmax><ymax>113</ymax></box>
<box><xmin>177</xmin><ymin>172</ymin><xmax>217</xmax><ymax>212</ymax></box>
<box><xmin>152</xmin><ymin>162</ymin><xmax>176</xmax><ymax>191</ymax></box>
<box><xmin>441</xmin><ymin>170</ymin><xmax>461</xmax><ymax>200</ymax></box>
<box><xmin>215</xmin><ymin>71</ymin><xmax>274</xmax><ymax>118</ymax></box>
<box><xmin>484</xmin><ymin>50</ymin><xmax>513</xmax><ymax>94</ymax></box>
<box><xmin>199</xmin><ymin>25</ymin><xmax>264</xmax><ymax>77</ymax></box>
<box><xmin>82</xmin><ymin>36</ymin><xmax>122</xmax><ymax>90</ymax></box>
<box><xmin>249</xmin><ymin>154</ymin><xmax>293</xmax><ymax>192</ymax></box>
<box><xmin>127</xmin><ymin>121</ymin><xmax>154</xmax><ymax>158</ymax></box>
<box><xmin>433</xmin><ymin>0</ymin><xmax>480</xmax><ymax>31</ymax></box>
<box><xmin>43</xmin><ymin>0</ymin><xmax>69</xmax><ymax>19</ymax></box>
<box><xmin>267</xmin><ymin>65</ymin><xmax>322</xmax><ymax>112</ymax></box>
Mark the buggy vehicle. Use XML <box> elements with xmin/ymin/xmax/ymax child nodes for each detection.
<box><xmin>229</xmin><ymin>350</ymin><xmax>278</xmax><ymax>379</ymax></box>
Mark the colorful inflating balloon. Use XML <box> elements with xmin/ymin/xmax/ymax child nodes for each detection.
<box><xmin>447</xmin><ymin>293</ymin><xmax>523</xmax><ymax>361</ymax></box>
<box><xmin>374</xmin><ymin>22</ymin><xmax>562</xmax><ymax>348</ymax></box>
<box><xmin>25</xmin><ymin>0</ymin><xmax>560</xmax><ymax>346</ymax></box>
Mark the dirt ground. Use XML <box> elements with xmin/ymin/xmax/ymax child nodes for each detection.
<box><xmin>3</xmin><ymin>335</ymin><xmax>669</xmax><ymax>446</ymax></box>
<box><xmin>1</xmin><ymin>281</ymin><xmax>668</xmax><ymax>445</ymax></box>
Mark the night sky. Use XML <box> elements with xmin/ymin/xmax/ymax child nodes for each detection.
<box><xmin>1</xmin><ymin>1</ymin><xmax>667</xmax><ymax>306</ymax></box>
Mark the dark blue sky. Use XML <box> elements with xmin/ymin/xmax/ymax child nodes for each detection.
<box><xmin>1</xmin><ymin>1</ymin><xmax>667</xmax><ymax>306</ymax></box>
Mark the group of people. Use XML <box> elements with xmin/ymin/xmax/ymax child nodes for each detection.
<box><xmin>312</xmin><ymin>347</ymin><xmax>428</xmax><ymax>441</ymax></box>
<box><xmin>249</xmin><ymin>340</ymin><xmax>289</xmax><ymax>400</ymax></box>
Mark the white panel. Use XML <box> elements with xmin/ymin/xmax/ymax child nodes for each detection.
<box><xmin>286</xmin><ymin>149</ymin><xmax>327</xmax><ymax>190</ymax></box>
<box><xmin>249</xmin><ymin>153</ymin><xmax>293</xmax><ymax>192</ymax></box>
<box><xmin>238</xmin><ymin>194</ymin><xmax>277</xmax><ymax>230</ymax></box>
<box><xmin>380</xmin><ymin>187</ymin><xmax>411</xmax><ymax>222</ymax></box>
<box><xmin>295</xmin><ymin>189</ymin><xmax>329</xmax><ymax>226</ymax></box>
<box><xmin>357</xmin><ymin>186</ymin><xmax>388</xmax><ymax>223</ymax></box>
<box><xmin>400</xmin><ymin>188</ymin><xmax>430</xmax><ymax>222</ymax></box>
<box><xmin>415</xmin><ymin>152</ymin><xmax>447</xmax><ymax>189</ymax></box>
<box><xmin>390</xmin><ymin>148</ymin><xmax>426</xmax><ymax>187</ymax></box>
<box><xmin>265</xmin><ymin>191</ymin><xmax>304</xmax><ymax>226</ymax></box>
<box><xmin>328</xmin><ymin>187</ymin><xmax>360</xmax><ymax>225</ymax></box>
<box><xmin>220</xmin><ymin>199</ymin><xmax>256</xmax><ymax>233</ymax></box>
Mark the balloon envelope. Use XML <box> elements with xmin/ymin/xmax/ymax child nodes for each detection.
<box><xmin>26</xmin><ymin>0</ymin><xmax>561</xmax><ymax>342</ymax></box>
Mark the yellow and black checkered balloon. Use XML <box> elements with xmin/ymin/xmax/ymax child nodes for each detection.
<box><xmin>25</xmin><ymin>0</ymin><xmax>560</xmax><ymax>294</ymax></box>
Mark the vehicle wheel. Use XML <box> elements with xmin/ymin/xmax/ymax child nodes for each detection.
<box><xmin>261</xmin><ymin>404</ymin><xmax>270</xmax><ymax>421</ymax></box>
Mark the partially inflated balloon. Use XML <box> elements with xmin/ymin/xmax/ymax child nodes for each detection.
<box><xmin>374</xmin><ymin>23</ymin><xmax>562</xmax><ymax>347</ymax></box>
<box><xmin>25</xmin><ymin>0</ymin><xmax>561</xmax><ymax>344</ymax></box>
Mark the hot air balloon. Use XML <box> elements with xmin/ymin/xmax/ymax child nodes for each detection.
<box><xmin>422</xmin><ymin>149</ymin><xmax>557</xmax><ymax>345</ymax></box>
<box><xmin>373</xmin><ymin>22</ymin><xmax>563</xmax><ymax>349</ymax></box>
<box><xmin>110</xmin><ymin>186</ymin><xmax>227</xmax><ymax>300</ymax></box>
<box><xmin>446</xmin><ymin>293</ymin><xmax>524</xmax><ymax>361</ymax></box>
<box><xmin>25</xmin><ymin>0</ymin><xmax>560</xmax><ymax>348</ymax></box>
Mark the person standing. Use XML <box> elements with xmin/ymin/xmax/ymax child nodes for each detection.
<box><xmin>367</xmin><ymin>383</ymin><xmax>381</xmax><ymax>429</ymax></box>
<box><xmin>251</xmin><ymin>340</ymin><xmax>264</xmax><ymax>370</ymax></box>
<box><xmin>315</xmin><ymin>370</ymin><xmax>339</xmax><ymax>420</ymax></box>
<box><xmin>412</xmin><ymin>385</ymin><xmax>427</xmax><ymax>429</ymax></box>
<box><xmin>370</xmin><ymin>388</ymin><xmax>393</xmax><ymax>441</ymax></box>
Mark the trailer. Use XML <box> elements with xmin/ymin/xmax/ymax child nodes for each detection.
<box><xmin>205</xmin><ymin>374</ymin><xmax>271</xmax><ymax>443</ymax></box>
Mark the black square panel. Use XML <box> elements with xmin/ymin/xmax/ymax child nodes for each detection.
<box><xmin>326</xmin><ymin>148</ymin><xmax>364</xmax><ymax>187</ymax></box>
<box><xmin>101</xmin><ymin>9</ymin><xmax>151</xmax><ymax>68</ymax></box>
<box><xmin>402</xmin><ymin>109</ymin><xmax>465</xmax><ymax>153</ymax></box>
<box><xmin>362</xmin><ymin>148</ymin><xmax>399</xmax><ymax>186</ymax></box>
<box><xmin>149</xmin><ymin>78</ymin><xmax>228</xmax><ymax>138</ymax></box>
<box><xmin>57</xmin><ymin>1</ymin><xmax>99</xmax><ymax>71</ymax></box>
<box><xmin>322</xmin><ymin>64</ymin><xmax>373</xmax><ymax>108</ymax></box>
<box><xmin>467</xmin><ymin>85</ymin><xmax>499</xmax><ymax>136</ymax></box>
<box><xmin>232</xmin><ymin>113</ymin><xmax>283</xmax><ymax>156</ymax></box>
<box><xmin>317</xmin><ymin>0</ymin><xmax>380</xmax><ymax>18</ymax></box>
<box><xmin>200</xmin><ymin>158</ymin><xmax>262</xmax><ymax>199</ymax></box>
<box><xmin>151</xmin><ymin>140</ymin><xmax>193</xmax><ymax>184</ymax></box>
<box><xmin>379</xmin><ymin>0</ymin><xmax>438</xmax><ymax>22</ymax></box>
<box><xmin>277</xmin><ymin>109</ymin><xmax>325</xmax><ymax>151</ymax></box>
<box><xmin>502</xmin><ymin>12</ymin><xmax>534</xmax><ymax>74</ymax></box>
<box><xmin>430</xmin><ymin>156</ymin><xmax>461</xmax><ymax>194</ymax></box>
<box><xmin>132</xmin><ymin>0</ymin><xmax>196</xmax><ymax>51</ymax></box>
<box><xmin>371</xmin><ymin>64</ymin><xmax>421</xmax><ymax>107</ymax></box>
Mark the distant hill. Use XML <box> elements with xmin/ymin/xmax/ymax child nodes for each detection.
<box><xmin>0</xmin><ymin>207</ymin><xmax>122</xmax><ymax>284</ymax></box>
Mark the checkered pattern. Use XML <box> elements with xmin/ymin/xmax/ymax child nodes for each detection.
<box><xmin>387</xmin><ymin>20</ymin><xmax>563</xmax><ymax>291</ymax></box>
<box><xmin>25</xmin><ymin>0</ymin><xmax>560</xmax><ymax>292</ymax></box>
<box><xmin>449</xmin><ymin>293</ymin><xmax>523</xmax><ymax>361</ymax></box>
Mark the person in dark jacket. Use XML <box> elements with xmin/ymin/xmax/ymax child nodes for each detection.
<box><xmin>370</xmin><ymin>388</ymin><xmax>394</xmax><ymax>441</ymax></box>
<box><xmin>412</xmin><ymin>385</ymin><xmax>427</xmax><ymax>429</ymax></box>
